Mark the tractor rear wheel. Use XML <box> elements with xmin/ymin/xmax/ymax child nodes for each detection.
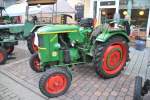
<box><xmin>0</xmin><ymin>47</ymin><xmax>7</xmax><ymax>65</ymax></box>
<box><xmin>133</xmin><ymin>76</ymin><xmax>143</xmax><ymax>100</ymax></box>
<box><xmin>29</xmin><ymin>53</ymin><xmax>41</xmax><ymax>72</ymax></box>
<box><xmin>39</xmin><ymin>67</ymin><xmax>71</xmax><ymax>98</ymax></box>
<box><xmin>94</xmin><ymin>36</ymin><xmax>129</xmax><ymax>78</ymax></box>
<box><xmin>27</xmin><ymin>34</ymin><xmax>38</xmax><ymax>54</ymax></box>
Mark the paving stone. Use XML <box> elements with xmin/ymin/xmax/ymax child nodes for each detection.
<box><xmin>65</xmin><ymin>90</ymin><xmax>76</xmax><ymax>98</ymax></box>
<box><xmin>105</xmin><ymin>88</ymin><xmax>113</xmax><ymax>93</ymax></box>
<box><xmin>0</xmin><ymin>95</ymin><xmax>3</xmax><ymax>100</ymax></box>
<box><xmin>85</xmin><ymin>87</ymin><xmax>98</xmax><ymax>96</ymax></box>
<box><xmin>127</xmin><ymin>90</ymin><xmax>134</xmax><ymax>97</ymax></box>
<box><xmin>72</xmin><ymin>93</ymin><xmax>82</xmax><ymax>100</ymax></box>
<box><xmin>102</xmin><ymin>91</ymin><xmax>109</xmax><ymax>96</ymax></box>
<box><xmin>94</xmin><ymin>90</ymin><xmax>102</xmax><ymax>96</ymax></box>
<box><xmin>98</xmin><ymin>95</ymin><xmax>107</xmax><ymax>100</ymax></box>
<box><xmin>0</xmin><ymin>84</ymin><xmax>22</xmax><ymax>100</ymax></box>
<box><xmin>55</xmin><ymin>95</ymin><xmax>68</xmax><ymax>100</ymax></box>
<box><xmin>125</xmin><ymin>95</ymin><xmax>133</xmax><ymax>100</ymax></box>
<box><xmin>107</xmin><ymin>95</ymin><xmax>116</xmax><ymax>100</ymax></box>
<box><xmin>80</xmin><ymin>95</ymin><xmax>90</xmax><ymax>100</ymax></box>
<box><xmin>89</xmin><ymin>95</ymin><xmax>98</xmax><ymax>100</ymax></box>
<box><xmin>116</xmin><ymin>96</ymin><xmax>124</xmax><ymax>100</ymax></box>
<box><xmin>93</xmin><ymin>84</ymin><xmax>100</xmax><ymax>88</ymax></box>
<box><xmin>121</xmin><ymin>88</ymin><xmax>128</xmax><ymax>92</ymax></box>
<box><xmin>48</xmin><ymin>98</ymin><xmax>60</xmax><ymax>100</ymax></box>
<box><xmin>77</xmin><ymin>90</ymin><xmax>86</xmax><ymax>96</ymax></box>
<box><xmin>119</xmin><ymin>91</ymin><xmax>126</xmax><ymax>97</ymax></box>
<box><xmin>110</xmin><ymin>91</ymin><xmax>118</xmax><ymax>96</ymax></box>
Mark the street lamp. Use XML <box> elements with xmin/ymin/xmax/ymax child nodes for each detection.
<box><xmin>139</xmin><ymin>10</ymin><xmax>144</xmax><ymax>16</ymax></box>
<box><xmin>123</xmin><ymin>11</ymin><xmax>128</xmax><ymax>16</ymax></box>
<box><xmin>102</xmin><ymin>11</ymin><xmax>106</xmax><ymax>16</ymax></box>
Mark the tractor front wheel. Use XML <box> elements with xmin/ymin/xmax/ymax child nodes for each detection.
<box><xmin>29</xmin><ymin>53</ymin><xmax>41</xmax><ymax>72</ymax></box>
<box><xmin>95</xmin><ymin>36</ymin><xmax>128</xmax><ymax>78</ymax></box>
<box><xmin>0</xmin><ymin>47</ymin><xmax>7</xmax><ymax>65</ymax></box>
<box><xmin>39</xmin><ymin>67</ymin><xmax>71</xmax><ymax>98</ymax></box>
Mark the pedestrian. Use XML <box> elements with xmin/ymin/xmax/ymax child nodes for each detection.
<box><xmin>32</xmin><ymin>16</ymin><xmax>38</xmax><ymax>24</ymax></box>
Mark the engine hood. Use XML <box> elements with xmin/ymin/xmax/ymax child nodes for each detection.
<box><xmin>37</xmin><ymin>24</ymin><xmax>80</xmax><ymax>34</ymax></box>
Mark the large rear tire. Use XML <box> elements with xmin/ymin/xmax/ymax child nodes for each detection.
<box><xmin>39</xmin><ymin>67</ymin><xmax>71</xmax><ymax>98</ymax></box>
<box><xmin>0</xmin><ymin>47</ymin><xmax>7</xmax><ymax>65</ymax></box>
<box><xmin>133</xmin><ymin>76</ymin><xmax>143</xmax><ymax>100</ymax></box>
<box><xmin>27</xmin><ymin>34</ymin><xmax>38</xmax><ymax>54</ymax></box>
<box><xmin>94</xmin><ymin>36</ymin><xmax>129</xmax><ymax>78</ymax></box>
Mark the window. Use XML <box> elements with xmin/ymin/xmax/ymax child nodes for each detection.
<box><xmin>119</xmin><ymin>0</ymin><xmax>127</xmax><ymax>5</ymax></box>
<box><xmin>100</xmin><ymin>1</ymin><xmax>115</xmax><ymax>6</ymax></box>
<box><xmin>93</xmin><ymin>1</ymin><xmax>97</xmax><ymax>18</ymax></box>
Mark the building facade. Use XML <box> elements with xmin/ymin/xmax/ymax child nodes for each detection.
<box><xmin>84</xmin><ymin>0</ymin><xmax>150</xmax><ymax>47</ymax></box>
<box><xmin>0</xmin><ymin>0</ymin><xmax>4</xmax><ymax>7</ymax></box>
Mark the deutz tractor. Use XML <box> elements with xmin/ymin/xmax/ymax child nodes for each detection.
<box><xmin>0</xmin><ymin>7</ymin><xmax>20</xmax><ymax>64</ymax></box>
<box><xmin>30</xmin><ymin>18</ymin><xmax>130</xmax><ymax>98</ymax></box>
<box><xmin>0</xmin><ymin>5</ymin><xmax>37</xmax><ymax>64</ymax></box>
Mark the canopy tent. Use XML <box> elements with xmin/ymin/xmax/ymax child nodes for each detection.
<box><xmin>40</xmin><ymin>0</ymin><xmax>75</xmax><ymax>14</ymax></box>
<box><xmin>3</xmin><ymin>0</ymin><xmax>75</xmax><ymax>16</ymax></box>
<box><xmin>3</xmin><ymin>3</ymin><xmax>41</xmax><ymax>16</ymax></box>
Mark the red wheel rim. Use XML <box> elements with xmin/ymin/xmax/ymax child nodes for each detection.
<box><xmin>0</xmin><ymin>52</ymin><xmax>4</xmax><ymax>62</ymax></box>
<box><xmin>32</xmin><ymin>35</ymin><xmax>38</xmax><ymax>52</ymax></box>
<box><xmin>45</xmin><ymin>74</ymin><xmax>67</xmax><ymax>94</ymax></box>
<box><xmin>33</xmin><ymin>57</ymin><xmax>40</xmax><ymax>71</ymax></box>
<box><xmin>102</xmin><ymin>42</ymin><xmax>127</xmax><ymax>75</ymax></box>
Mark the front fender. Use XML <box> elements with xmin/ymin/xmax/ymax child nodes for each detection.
<box><xmin>96</xmin><ymin>30</ymin><xmax>129</xmax><ymax>42</ymax></box>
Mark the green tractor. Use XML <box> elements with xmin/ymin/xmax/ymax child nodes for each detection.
<box><xmin>0</xmin><ymin>5</ymin><xmax>39</xmax><ymax>64</ymax></box>
<box><xmin>30</xmin><ymin>18</ymin><xmax>130</xmax><ymax>97</ymax></box>
<box><xmin>0</xmin><ymin>7</ymin><xmax>22</xmax><ymax>64</ymax></box>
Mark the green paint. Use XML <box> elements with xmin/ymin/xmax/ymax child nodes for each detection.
<box><xmin>9</xmin><ymin>25</ymin><xmax>24</xmax><ymax>33</ymax></box>
<box><xmin>23</xmin><ymin>21</ymin><xmax>35</xmax><ymax>37</ymax></box>
<box><xmin>37</xmin><ymin>24</ymin><xmax>80</xmax><ymax>34</ymax></box>
<box><xmin>96</xmin><ymin>30</ymin><xmax>129</xmax><ymax>42</ymax></box>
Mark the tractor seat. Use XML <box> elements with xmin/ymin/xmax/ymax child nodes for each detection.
<box><xmin>90</xmin><ymin>25</ymin><xmax>102</xmax><ymax>41</ymax></box>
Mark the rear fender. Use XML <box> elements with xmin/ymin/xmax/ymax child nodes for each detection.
<box><xmin>95</xmin><ymin>31</ymin><xmax>129</xmax><ymax>43</ymax></box>
<box><xmin>30</xmin><ymin>25</ymin><xmax>45</xmax><ymax>33</ymax></box>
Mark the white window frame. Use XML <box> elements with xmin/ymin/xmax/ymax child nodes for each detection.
<box><xmin>90</xmin><ymin>0</ymin><xmax>119</xmax><ymax>24</ymax></box>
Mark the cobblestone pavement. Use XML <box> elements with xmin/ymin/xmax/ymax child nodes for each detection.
<box><xmin>0</xmin><ymin>41</ymin><xmax>150</xmax><ymax>100</ymax></box>
<box><xmin>0</xmin><ymin>83</ymin><xmax>22</xmax><ymax>100</ymax></box>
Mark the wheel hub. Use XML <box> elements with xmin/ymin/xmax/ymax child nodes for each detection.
<box><xmin>45</xmin><ymin>74</ymin><xmax>67</xmax><ymax>94</ymax></box>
